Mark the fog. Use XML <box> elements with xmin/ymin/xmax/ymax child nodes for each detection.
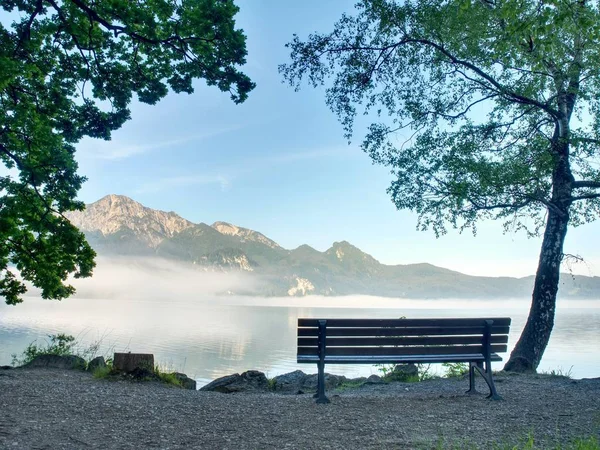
<box><xmin>2</xmin><ymin>258</ymin><xmax>599</xmax><ymax>381</ymax></box>
<box><xmin>59</xmin><ymin>256</ymin><xmax>260</xmax><ymax>301</ymax></box>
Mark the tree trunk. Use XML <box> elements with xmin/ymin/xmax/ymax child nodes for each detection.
<box><xmin>113</xmin><ymin>352</ymin><xmax>154</xmax><ymax>373</ymax></box>
<box><xmin>504</xmin><ymin>128</ymin><xmax>573</xmax><ymax>372</ymax></box>
<box><xmin>503</xmin><ymin>207</ymin><xmax>569</xmax><ymax>371</ymax></box>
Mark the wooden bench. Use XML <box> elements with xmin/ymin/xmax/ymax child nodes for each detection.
<box><xmin>297</xmin><ymin>317</ymin><xmax>511</xmax><ymax>403</ymax></box>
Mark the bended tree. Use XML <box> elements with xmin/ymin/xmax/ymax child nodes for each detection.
<box><xmin>0</xmin><ymin>0</ymin><xmax>254</xmax><ymax>305</ymax></box>
<box><xmin>280</xmin><ymin>0</ymin><xmax>600</xmax><ymax>371</ymax></box>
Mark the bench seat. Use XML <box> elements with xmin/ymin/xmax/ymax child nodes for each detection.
<box><xmin>297</xmin><ymin>353</ymin><xmax>502</xmax><ymax>364</ymax></box>
<box><xmin>297</xmin><ymin>317</ymin><xmax>511</xmax><ymax>403</ymax></box>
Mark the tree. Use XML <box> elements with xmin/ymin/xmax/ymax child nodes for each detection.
<box><xmin>280</xmin><ymin>0</ymin><xmax>600</xmax><ymax>371</ymax></box>
<box><xmin>0</xmin><ymin>0</ymin><xmax>254</xmax><ymax>305</ymax></box>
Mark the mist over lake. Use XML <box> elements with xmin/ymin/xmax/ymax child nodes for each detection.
<box><xmin>2</xmin><ymin>288</ymin><xmax>598</xmax><ymax>385</ymax></box>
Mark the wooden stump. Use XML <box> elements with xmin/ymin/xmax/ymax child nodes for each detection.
<box><xmin>113</xmin><ymin>353</ymin><xmax>154</xmax><ymax>373</ymax></box>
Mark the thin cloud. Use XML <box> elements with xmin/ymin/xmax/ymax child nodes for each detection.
<box><xmin>79</xmin><ymin>126</ymin><xmax>242</xmax><ymax>161</ymax></box>
<box><xmin>259</xmin><ymin>146</ymin><xmax>357</xmax><ymax>164</ymax></box>
<box><xmin>132</xmin><ymin>146</ymin><xmax>357</xmax><ymax>195</ymax></box>
<box><xmin>134</xmin><ymin>174</ymin><xmax>231</xmax><ymax>194</ymax></box>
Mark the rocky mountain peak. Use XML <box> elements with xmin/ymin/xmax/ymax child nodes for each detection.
<box><xmin>327</xmin><ymin>240</ymin><xmax>380</xmax><ymax>265</ymax></box>
<box><xmin>212</xmin><ymin>221</ymin><xmax>281</xmax><ymax>249</ymax></box>
<box><xmin>66</xmin><ymin>194</ymin><xmax>194</xmax><ymax>247</ymax></box>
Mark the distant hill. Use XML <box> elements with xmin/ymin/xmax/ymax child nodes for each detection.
<box><xmin>66</xmin><ymin>195</ymin><xmax>600</xmax><ymax>299</ymax></box>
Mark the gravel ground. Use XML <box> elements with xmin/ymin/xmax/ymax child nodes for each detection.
<box><xmin>0</xmin><ymin>368</ymin><xmax>599</xmax><ymax>449</ymax></box>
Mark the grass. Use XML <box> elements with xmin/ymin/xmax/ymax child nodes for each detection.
<box><xmin>427</xmin><ymin>434</ymin><xmax>599</xmax><ymax>450</ymax></box>
<box><xmin>539</xmin><ymin>366</ymin><xmax>574</xmax><ymax>379</ymax></box>
<box><xmin>12</xmin><ymin>333</ymin><xmax>187</xmax><ymax>388</ymax></box>
<box><xmin>336</xmin><ymin>379</ymin><xmax>366</xmax><ymax>391</ymax></box>
<box><xmin>92</xmin><ymin>365</ymin><xmax>113</xmax><ymax>379</ymax></box>
<box><xmin>154</xmin><ymin>365</ymin><xmax>183</xmax><ymax>387</ymax></box>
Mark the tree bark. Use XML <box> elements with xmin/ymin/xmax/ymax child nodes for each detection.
<box><xmin>113</xmin><ymin>353</ymin><xmax>154</xmax><ymax>373</ymax></box>
<box><xmin>503</xmin><ymin>206</ymin><xmax>569</xmax><ymax>372</ymax></box>
<box><xmin>504</xmin><ymin>122</ymin><xmax>574</xmax><ymax>372</ymax></box>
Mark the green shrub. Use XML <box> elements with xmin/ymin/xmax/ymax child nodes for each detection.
<box><xmin>154</xmin><ymin>365</ymin><xmax>182</xmax><ymax>387</ymax></box>
<box><xmin>92</xmin><ymin>365</ymin><xmax>113</xmax><ymax>379</ymax></box>
<box><xmin>443</xmin><ymin>362</ymin><xmax>469</xmax><ymax>379</ymax></box>
<box><xmin>11</xmin><ymin>334</ymin><xmax>76</xmax><ymax>366</ymax></box>
<box><xmin>375</xmin><ymin>363</ymin><xmax>434</xmax><ymax>382</ymax></box>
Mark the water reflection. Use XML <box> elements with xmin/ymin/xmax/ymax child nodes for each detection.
<box><xmin>0</xmin><ymin>296</ymin><xmax>598</xmax><ymax>384</ymax></box>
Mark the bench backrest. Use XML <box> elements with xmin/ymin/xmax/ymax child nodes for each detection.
<box><xmin>297</xmin><ymin>318</ymin><xmax>511</xmax><ymax>357</ymax></box>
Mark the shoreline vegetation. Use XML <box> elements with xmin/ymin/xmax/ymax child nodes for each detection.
<box><xmin>2</xmin><ymin>335</ymin><xmax>599</xmax><ymax>449</ymax></box>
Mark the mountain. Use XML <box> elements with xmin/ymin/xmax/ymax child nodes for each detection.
<box><xmin>67</xmin><ymin>195</ymin><xmax>600</xmax><ymax>299</ymax></box>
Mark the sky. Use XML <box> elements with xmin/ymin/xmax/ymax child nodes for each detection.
<box><xmin>71</xmin><ymin>0</ymin><xmax>600</xmax><ymax>278</ymax></box>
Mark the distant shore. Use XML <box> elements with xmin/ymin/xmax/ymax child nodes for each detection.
<box><xmin>1</xmin><ymin>366</ymin><xmax>598</xmax><ymax>449</ymax></box>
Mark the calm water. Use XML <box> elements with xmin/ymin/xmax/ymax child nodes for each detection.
<box><xmin>1</xmin><ymin>296</ymin><xmax>598</xmax><ymax>385</ymax></box>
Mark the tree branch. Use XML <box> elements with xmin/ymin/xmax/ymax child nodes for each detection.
<box><xmin>572</xmin><ymin>180</ymin><xmax>600</xmax><ymax>189</ymax></box>
<box><xmin>572</xmin><ymin>193</ymin><xmax>600</xmax><ymax>201</ymax></box>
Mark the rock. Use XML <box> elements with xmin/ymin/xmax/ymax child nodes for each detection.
<box><xmin>0</xmin><ymin>366</ymin><xmax>13</xmax><ymax>370</ymax></box>
<box><xmin>200</xmin><ymin>370</ymin><xmax>269</xmax><ymax>393</ymax></box>
<box><xmin>271</xmin><ymin>370</ymin><xmax>307</xmax><ymax>393</ymax></box>
<box><xmin>173</xmin><ymin>372</ymin><xmax>197</xmax><ymax>390</ymax></box>
<box><xmin>391</xmin><ymin>364</ymin><xmax>419</xmax><ymax>381</ymax></box>
<box><xmin>365</xmin><ymin>374</ymin><xmax>384</xmax><ymax>384</ymax></box>
<box><xmin>302</xmin><ymin>373</ymin><xmax>347</xmax><ymax>391</ymax></box>
<box><xmin>87</xmin><ymin>356</ymin><xmax>106</xmax><ymax>372</ymax></box>
<box><xmin>23</xmin><ymin>355</ymin><xmax>86</xmax><ymax>370</ymax></box>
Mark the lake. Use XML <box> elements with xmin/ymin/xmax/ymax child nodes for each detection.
<box><xmin>1</xmin><ymin>295</ymin><xmax>598</xmax><ymax>385</ymax></box>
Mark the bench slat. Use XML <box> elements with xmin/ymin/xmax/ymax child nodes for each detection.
<box><xmin>297</xmin><ymin>325</ymin><xmax>510</xmax><ymax>337</ymax></box>
<box><xmin>298</xmin><ymin>344</ymin><xmax>508</xmax><ymax>357</ymax></box>
<box><xmin>297</xmin><ymin>353</ymin><xmax>503</xmax><ymax>364</ymax></box>
<box><xmin>297</xmin><ymin>335</ymin><xmax>509</xmax><ymax>348</ymax></box>
<box><xmin>298</xmin><ymin>318</ymin><xmax>511</xmax><ymax>328</ymax></box>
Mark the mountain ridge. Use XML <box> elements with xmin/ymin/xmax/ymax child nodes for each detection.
<box><xmin>67</xmin><ymin>195</ymin><xmax>600</xmax><ymax>299</ymax></box>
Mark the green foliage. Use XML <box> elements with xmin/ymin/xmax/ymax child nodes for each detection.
<box><xmin>539</xmin><ymin>366</ymin><xmax>574</xmax><ymax>379</ymax></box>
<box><xmin>281</xmin><ymin>0</ymin><xmax>600</xmax><ymax>236</ymax></box>
<box><xmin>11</xmin><ymin>333</ymin><xmax>76</xmax><ymax>366</ymax></box>
<box><xmin>336</xmin><ymin>379</ymin><xmax>366</xmax><ymax>391</ymax></box>
<box><xmin>154</xmin><ymin>364</ymin><xmax>182</xmax><ymax>387</ymax></box>
<box><xmin>92</xmin><ymin>364</ymin><xmax>113</xmax><ymax>379</ymax></box>
<box><xmin>428</xmin><ymin>433</ymin><xmax>599</xmax><ymax>450</ymax></box>
<box><xmin>492</xmin><ymin>434</ymin><xmax>599</xmax><ymax>450</ymax></box>
<box><xmin>281</xmin><ymin>0</ymin><xmax>600</xmax><ymax>371</ymax></box>
<box><xmin>442</xmin><ymin>362</ymin><xmax>469</xmax><ymax>379</ymax></box>
<box><xmin>375</xmin><ymin>363</ymin><xmax>435</xmax><ymax>382</ymax></box>
<box><xmin>0</xmin><ymin>0</ymin><xmax>254</xmax><ymax>305</ymax></box>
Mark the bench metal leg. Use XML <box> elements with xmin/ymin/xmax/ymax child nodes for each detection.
<box><xmin>314</xmin><ymin>362</ymin><xmax>330</xmax><ymax>404</ymax></box>
<box><xmin>473</xmin><ymin>361</ymin><xmax>502</xmax><ymax>400</ymax></box>
<box><xmin>465</xmin><ymin>362</ymin><xmax>479</xmax><ymax>395</ymax></box>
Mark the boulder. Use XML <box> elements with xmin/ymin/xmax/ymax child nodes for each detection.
<box><xmin>87</xmin><ymin>356</ymin><xmax>106</xmax><ymax>372</ymax></box>
<box><xmin>200</xmin><ymin>370</ymin><xmax>269</xmax><ymax>393</ymax></box>
<box><xmin>23</xmin><ymin>355</ymin><xmax>86</xmax><ymax>370</ymax></box>
<box><xmin>365</xmin><ymin>374</ymin><xmax>384</xmax><ymax>384</ymax></box>
<box><xmin>271</xmin><ymin>370</ymin><xmax>307</xmax><ymax>393</ymax></box>
<box><xmin>302</xmin><ymin>373</ymin><xmax>348</xmax><ymax>391</ymax></box>
<box><xmin>391</xmin><ymin>363</ymin><xmax>419</xmax><ymax>381</ymax></box>
<box><xmin>173</xmin><ymin>372</ymin><xmax>197</xmax><ymax>390</ymax></box>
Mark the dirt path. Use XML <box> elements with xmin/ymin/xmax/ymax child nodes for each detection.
<box><xmin>0</xmin><ymin>368</ymin><xmax>598</xmax><ymax>449</ymax></box>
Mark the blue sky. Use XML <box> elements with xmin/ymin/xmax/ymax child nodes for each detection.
<box><xmin>74</xmin><ymin>0</ymin><xmax>600</xmax><ymax>278</ymax></box>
